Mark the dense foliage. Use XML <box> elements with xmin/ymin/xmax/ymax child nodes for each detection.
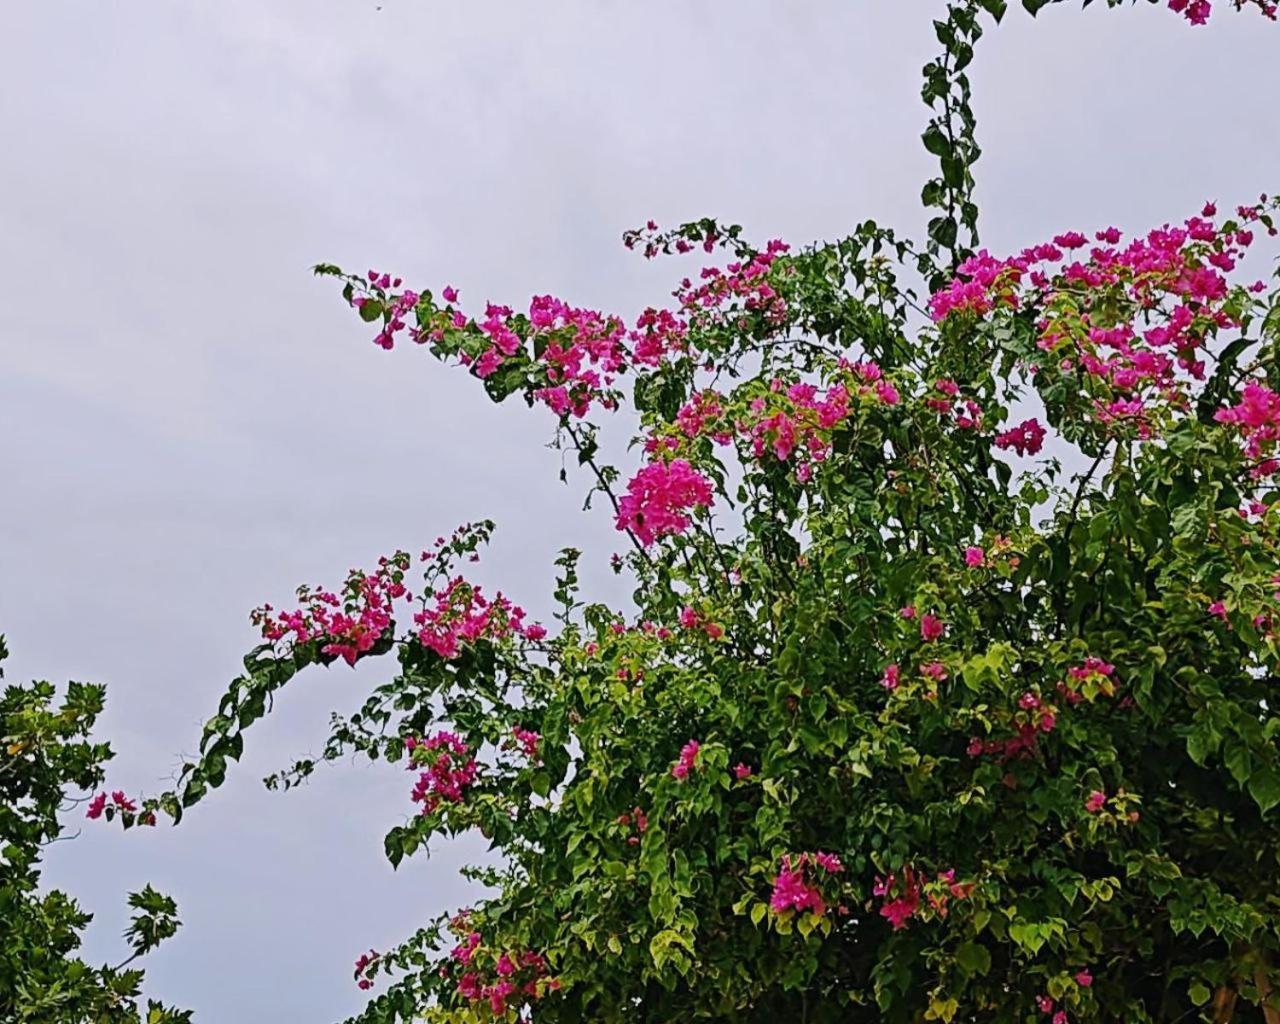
<box><xmin>0</xmin><ymin>637</ymin><xmax>186</xmax><ymax>1023</ymax></box>
<box><xmin>88</xmin><ymin>1</ymin><xmax>1280</xmax><ymax>1021</ymax></box>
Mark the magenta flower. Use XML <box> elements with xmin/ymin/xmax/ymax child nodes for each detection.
<box><xmin>671</xmin><ymin>739</ymin><xmax>701</xmax><ymax>780</ymax></box>
<box><xmin>812</xmin><ymin>852</ymin><xmax>844</xmax><ymax>874</ymax></box>
<box><xmin>769</xmin><ymin>857</ymin><xmax>827</xmax><ymax>916</ymax></box>
<box><xmin>994</xmin><ymin>417</ymin><xmax>1046</xmax><ymax>457</ymax></box>
<box><xmin>616</xmin><ymin>459</ymin><xmax>714</xmax><ymax>546</ymax></box>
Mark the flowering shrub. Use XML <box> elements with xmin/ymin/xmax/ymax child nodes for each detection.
<box><xmin>94</xmin><ymin>2</ymin><xmax>1280</xmax><ymax>1022</ymax></box>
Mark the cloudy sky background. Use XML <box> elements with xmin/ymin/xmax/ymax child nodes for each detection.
<box><xmin>2</xmin><ymin>2</ymin><xmax>1277</xmax><ymax>1019</ymax></box>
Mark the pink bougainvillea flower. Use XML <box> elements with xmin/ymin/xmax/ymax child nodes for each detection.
<box><xmin>671</xmin><ymin>739</ymin><xmax>701</xmax><ymax>780</ymax></box>
<box><xmin>995</xmin><ymin>418</ymin><xmax>1046</xmax><ymax>457</ymax></box>
<box><xmin>616</xmin><ymin>459</ymin><xmax>714</xmax><ymax>546</ymax></box>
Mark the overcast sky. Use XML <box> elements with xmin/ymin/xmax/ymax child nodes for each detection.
<box><xmin>2</xmin><ymin>2</ymin><xmax>1277</xmax><ymax>1020</ymax></box>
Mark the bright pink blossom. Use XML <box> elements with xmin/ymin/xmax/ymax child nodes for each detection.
<box><xmin>920</xmin><ymin>614</ymin><xmax>946</xmax><ymax>642</ymax></box>
<box><xmin>671</xmin><ymin>739</ymin><xmax>701</xmax><ymax>780</ymax></box>
<box><xmin>995</xmin><ymin>418</ymin><xmax>1046</xmax><ymax>457</ymax></box>
<box><xmin>407</xmin><ymin>731</ymin><xmax>479</xmax><ymax>814</ymax></box>
<box><xmin>511</xmin><ymin>726</ymin><xmax>541</xmax><ymax>760</ymax></box>
<box><xmin>616</xmin><ymin>459</ymin><xmax>714</xmax><ymax>546</ymax></box>
<box><xmin>769</xmin><ymin>861</ymin><xmax>826</xmax><ymax>916</ymax></box>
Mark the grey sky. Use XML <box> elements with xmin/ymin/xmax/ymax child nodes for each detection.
<box><xmin>2</xmin><ymin>2</ymin><xmax>1276</xmax><ymax>1020</ymax></box>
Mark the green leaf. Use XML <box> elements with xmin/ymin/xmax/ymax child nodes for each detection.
<box><xmin>1249</xmin><ymin>766</ymin><xmax>1280</xmax><ymax>813</ymax></box>
<box><xmin>955</xmin><ymin>941</ymin><xmax>991</xmax><ymax>978</ymax></box>
<box><xmin>922</xmin><ymin>124</ymin><xmax>952</xmax><ymax>158</ymax></box>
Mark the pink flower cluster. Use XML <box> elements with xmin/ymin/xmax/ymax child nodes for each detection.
<box><xmin>623</xmin><ymin>218</ymin><xmax>727</xmax><ymax>259</ymax></box>
<box><xmin>929</xmin><ymin>202</ymin><xmax>1275</xmax><ymax>442</ymax></box>
<box><xmin>994</xmin><ymin>417</ymin><xmax>1047</xmax><ymax>457</ymax></box>
<box><xmin>252</xmin><ymin>552</ymin><xmax>412</xmax><ymax>667</ymax></box>
<box><xmin>616</xmin><ymin>459</ymin><xmax>714</xmax><ymax>546</ymax></box>
<box><xmin>1034</xmin><ymin>970</ymin><xmax>1093</xmax><ymax>1023</ymax></box>
<box><xmin>1215</xmin><ymin>381</ymin><xmax>1280</xmax><ymax>476</ymax></box>
<box><xmin>1060</xmin><ymin>656</ymin><xmax>1119</xmax><ymax>702</ymax></box>
<box><xmin>678</xmin><ymin>605</ymin><xmax>725</xmax><ymax>639</ymax></box>
<box><xmin>881</xmin><ymin>658</ymin><xmax>954</xmax><ymax>695</ymax></box>
<box><xmin>446</xmin><ymin>919</ymin><xmax>558</xmax><ymax>1016</ymax></box>
<box><xmin>874</xmin><ymin>866</ymin><xmax>973</xmax><ymax>930</ymax></box>
<box><xmin>874</xmin><ymin>867</ymin><xmax>921</xmax><ymax>930</ymax></box>
<box><xmin>919</xmin><ymin>613</ymin><xmax>946</xmax><ymax>642</ymax></box>
<box><xmin>967</xmin><ymin>716</ymin><xmax>1055</xmax><ymax>761</ymax></box>
<box><xmin>353</xmin><ymin>270</ymin><xmax>417</xmax><ymax>351</ymax></box>
<box><xmin>406</xmin><ymin>732</ymin><xmax>479</xmax><ymax>815</ymax></box>
<box><xmin>928</xmin><ymin>249</ymin><xmax>1024</xmax><ymax>320</ymax></box>
<box><xmin>926</xmin><ymin>377</ymin><xmax>984</xmax><ymax>431</ymax></box>
<box><xmin>526</xmin><ymin>295</ymin><xmax>629</xmax><ymax>418</ymax></box>
<box><xmin>741</xmin><ymin>379</ymin><xmax>853</xmax><ymax>481</ymax></box>
<box><xmin>86</xmin><ymin>790</ymin><xmax>137</xmax><ymax>819</ymax></box>
<box><xmin>675</xmin><ymin>239</ymin><xmax>792</xmax><ymax>329</ymax></box>
<box><xmin>632</xmin><ymin>305</ymin><xmax>691</xmax><ymax>366</ymax></box>
<box><xmin>413</xmin><ymin>576</ymin><xmax>543</xmax><ymax>660</ymax></box>
<box><xmin>1170</xmin><ymin>0</ymin><xmax>1277</xmax><ymax>25</ymax></box>
<box><xmin>1068</xmin><ymin>657</ymin><xmax>1115</xmax><ymax>682</ymax></box>
<box><xmin>353</xmin><ymin>949</ymin><xmax>379</xmax><ymax>991</ymax></box>
<box><xmin>648</xmin><ymin>361</ymin><xmax>900</xmax><ymax>485</ymax></box>
<box><xmin>968</xmin><ymin>657</ymin><xmax>1117</xmax><ymax>760</ymax></box>
<box><xmin>509</xmin><ymin>726</ymin><xmax>541</xmax><ymax>760</ymax></box>
<box><xmin>670</xmin><ymin>739</ymin><xmax>701</xmax><ymax>780</ymax></box>
<box><xmin>344</xmin><ymin>234</ymin><xmax>798</xmax><ymax>423</ymax></box>
<box><xmin>769</xmin><ymin>852</ymin><xmax>844</xmax><ymax>917</ymax></box>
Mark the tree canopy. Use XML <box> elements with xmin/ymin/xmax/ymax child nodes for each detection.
<box><xmin>70</xmin><ymin>1</ymin><xmax>1280</xmax><ymax>1022</ymax></box>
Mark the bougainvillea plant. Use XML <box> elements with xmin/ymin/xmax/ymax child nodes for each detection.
<box><xmin>100</xmin><ymin>1</ymin><xmax>1280</xmax><ymax>1021</ymax></box>
<box><xmin>0</xmin><ymin>637</ymin><xmax>187</xmax><ymax>1023</ymax></box>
